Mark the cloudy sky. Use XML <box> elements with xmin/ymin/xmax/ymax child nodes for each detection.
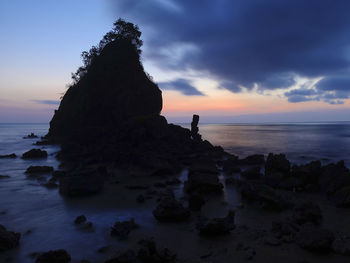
<box><xmin>1</xmin><ymin>0</ymin><xmax>350</xmax><ymax>123</ymax></box>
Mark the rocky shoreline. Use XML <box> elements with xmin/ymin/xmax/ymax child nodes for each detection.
<box><xmin>2</xmin><ymin>19</ymin><xmax>350</xmax><ymax>262</ymax></box>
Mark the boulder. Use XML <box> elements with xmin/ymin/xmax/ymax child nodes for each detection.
<box><xmin>0</xmin><ymin>153</ymin><xmax>16</xmax><ymax>159</ymax></box>
<box><xmin>105</xmin><ymin>239</ymin><xmax>176</xmax><ymax>263</ymax></box>
<box><xmin>238</xmin><ymin>154</ymin><xmax>265</xmax><ymax>165</ymax></box>
<box><xmin>239</xmin><ymin>181</ymin><xmax>289</xmax><ymax>210</ymax></box>
<box><xmin>241</xmin><ymin>166</ymin><xmax>262</xmax><ymax>180</ymax></box>
<box><xmin>188</xmin><ymin>193</ymin><xmax>205</xmax><ymax>211</ymax></box>
<box><xmin>23</xmin><ymin>133</ymin><xmax>38</xmax><ymax>139</ymax></box>
<box><xmin>296</xmin><ymin>225</ymin><xmax>334</xmax><ymax>253</ymax></box>
<box><xmin>292</xmin><ymin>202</ymin><xmax>322</xmax><ymax>226</ymax></box>
<box><xmin>0</xmin><ymin>225</ymin><xmax>20</xmax><ymax>251</ymax></box>
<box><xmin>222</xmin><ymin>156</ymin><xmax>241</xmax><ymax>174</ymax></box>
<box><xmin>333</xmin><ymin>186</ymin><xmax>350</xmax><ymax>207</ymax></box>
<box><xmin>36</xmin><ymin>249</ymin><xmax>71</xmax><ymax>263</ymax></box>
<box><xmin>184</xmin><ymin>172</ymin><xmax>223</xmax><ymax>194</ymax></box>
<box><xmin>153</xmin><ymin>197</ymin><xmax>190</xmax><ymax>222</ymax></box>
<box><xmin>319</xmin><ymin>161</ymin><xmax>350</xmax><ymax>194</ymax></box>
<box><xmin>291</xmin><ymin>161</ymin><xmax>321</xmax><ymax>187</ymax></box>
<box><xmin>111</xmin><ymin>219</ymin><xmax>139</xmax><ymax>240</ymax></box>
<box><xmin>25</xmin><ymin>166</ymin><xmax>54</xmax><ymax>174</ymax></box>
<box><xmin>59</xmin><ymin>168</ymin><xmax>104</xmax><ymax>196</ymax></box>
<box><xmin>22</xmin><ymin>149</ymin><xmax>48</xmax><ymax>159</ymax></box>
<box><xmin>265</xmin><ymin>153</ymin><xmax>290</xmax><ymax>177</ymax></box>
<box><xmin>74</xmin><ymin>215</ymin><xmax>87</xmax><ymax>225</ymax></box>
<box><xmin>197</xmin><ymin>210</ymin><xmax>235</xmax><ymax>236</ymax></box>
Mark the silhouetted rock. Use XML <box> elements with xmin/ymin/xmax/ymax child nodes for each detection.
<box><xmin>291</xmin><ymin>161</ymin><xmax>321</xmax><ymax>188</ymax></box>
<box><xmin>36</xmin><ymin>249</ymin><xmax>71</xmax><ymax>263</ymax></box>
<box><xmin>222</xmin><ymin>156</ymin><xmax>241</xmax><ymax>174</ymax></box>
<box><xmin>296</xmin><ymin>225</ymin><xmax>334</xmax><ymax>253</ymax></box>
<box><xmin>59</xmin><ymin>168</ymin><xmax>105</xmax><ymax>196</ymax></box>
<box><xmin>197</xmin><ymin>210</ymin><xmax>235</xmax><ymax>236</ymax></box>
<box><xmin>0</xmin><ymin>225</ymin><xmax>20</xmax><ymax>251</ymax></box>
<box><xmin>190</xmin><ymin>114</ymin><xmax>201</xmax><ymax>141</ymax></box>
<box><xmin>264</xmin><ymin>153</ymin><xmax>291</xmax><ymax>187</ymax></box>
<box><xmin>74</xmin><ymin>215</ymin><xmax>87</xmax><ymax>225</ymax></box>
<box><xmin>153</xmin><ymin>197</ymin><xmax>190</xmax><ymax>222</ymax></box>
<box><xmin>23</xmin><ymin>133</ymin><xmax>38</xmax><ymax>139</ymax></box>
<box><xmin>319</xmin><ymin>161</ymin><xmax>350</xmax><ymax>195</ymax></box>
<box><xmin>239</xmin><ymin>181</ymin><xmax>289</xmax><ymax>210</ymax></box>
<box><xmin>0</xmin><ymin>153</ymin><xmax>16</xmax><ymax>159</ymax></box>
<box><xmin>22</xmin><ymin>149</ymin><xmax>47</xmax><ymax>159</ymax></box>
<box><xmin>292</xmin><ymin>202</ymin><xmax>322</xmax><ymax>226</ymax></box>
<box><xmin>188</xmin><ymin>193</ymin><xmax>205</xmax><ymax>211</ymax></box>
<box><xmin>333</xmin><ymin>186</ymin><xmax>350</xmax><ymax>207</ymax></box>
<box><xmin>111</xmin><ymin>219</ymin><xmax>139</xmax><ymax>240</ymax></box>
<box><xmin>25</xmin><ymin>166</ymin><xmax>54</xmax><ymax>174</ymax></box>
<box><xmin>239</xmin><ymin>154</ymin><xmax>265</xmax><ymax>165</ymax></box>
<box><xmin>241</xmin><ymin>166</ymin><xmax>262</xmax><ymax>180</ymax></box>
<box><xmin>105</xmin><ymin>238</ymin><xmax>176</xmax><ymax>263</ymax></box>
<box><xmin>184</xmin><ymin>172</ymin><xmax>223</xmax><ymax>194</ymax></box>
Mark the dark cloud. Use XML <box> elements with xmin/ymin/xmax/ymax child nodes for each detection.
<box><xmin>32</xmin><ymin>100</ymin><xmax>60</xmax><ymax>105</ymax></box>
<box><xmin>159</xmin><ymin>78</ymin><xmax>205</xmax><ymax>96</ymax></box>
<box><xmin>110</xmin><ymin>0</ymin><xmax>350</xmax><ymax>103</ymax></box>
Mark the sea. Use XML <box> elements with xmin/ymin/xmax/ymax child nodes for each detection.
<box><xmin>1</xmin><ymin>122</ymin><xmax>350</xmax><ymax>262</ymax></box>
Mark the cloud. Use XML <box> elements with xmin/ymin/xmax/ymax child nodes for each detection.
<box><xmin>159</xmin><ymin>78</ymin><xmax>205</xmax><ymax>96</ymax></box>
<box><xmin>110</xmin><ymin>0</ymin><xmax>350</xmax><ymax>103</ymax></box>
<box><xmin>32</xmin><ymin>100</ymin><xmax>60</xmax><ymax>105</ymax></box>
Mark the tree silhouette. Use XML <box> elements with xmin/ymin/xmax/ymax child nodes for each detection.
<box><xmin>71</xmin><ymin>18</ymin><xmax>143</xmax><ymax>84</ymax></box>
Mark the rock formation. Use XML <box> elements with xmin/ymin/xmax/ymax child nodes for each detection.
<box><xmin>46</xmin><ymin>19</ymin><xmax>222</xmax><ymax>177</ymax></box>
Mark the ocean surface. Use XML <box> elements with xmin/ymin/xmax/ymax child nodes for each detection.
<box><xmin>1</xmin><ymin>122</ymin><xmax>350</xmax><ymax>262</ymax></box>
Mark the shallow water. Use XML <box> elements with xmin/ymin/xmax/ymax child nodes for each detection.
<box><xmin>1</xmin><ymin>122</ymin><xmax>350</xmax><ymax>262</ymax></box>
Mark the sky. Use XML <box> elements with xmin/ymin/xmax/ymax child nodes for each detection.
<box><xmin>1</xmin><ymin>0</ymin><xmax>350</xmax><ymax>123</ymax></box>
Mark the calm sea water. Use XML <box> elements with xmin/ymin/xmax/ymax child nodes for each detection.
<box><xmin>1</xmin><ymin>122</ymin><xmax>350</xmax><ymax>262</ymax></box>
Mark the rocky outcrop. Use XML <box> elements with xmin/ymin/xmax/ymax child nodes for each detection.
<box><xmin>25</xmin><ymin>166</ymin><xmax>54</xmax><ymax>174</ymax></box>
<box><xmin>0</xmin><ymin>225</ymin><xmax>20</xmax><ymax>251</ymax></box>
<box><xmin>296</xmin><ymin>225</ymin><xmax>334</xmax><ymax>253</ymax></box>
<box><xmin>153</xmin><ymin>196</ymin><xmax>190</xmax><ymax>222</ymax></box>
<box><xmin>22</xmin><ymin>149</ymin><xmax>47</xmax><ymax>159</ymax></box>
<box><xmin>197</xmin><ymin>210</ymin><xmax>235</xmax><ymax>236</ymax></box>
<box><xmin>111</xmin><ymin>219</ymin><xmax>139</xmax><ymax>240</ymax></box>
<box><xmin>35</xmin><ymin>249</ymin><xmax>71</xmax><ymax>263</ymax></box>
<box><xmin>0</xmin><ymin>153</ymin><xmax>16</xmax><ymax>159</ymax></box>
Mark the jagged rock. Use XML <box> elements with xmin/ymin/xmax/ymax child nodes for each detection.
<box><xmin>36</xmin><ymin>249</ymin><xmax>71</xmax><ymax>263</ymax></box>
<box><xmin>333</xmin><ymin>186</ymin><xmax>350</xmax><ymax>207</ymax></box>
<box><xmin>59</xmin><ymin>168</ymin><xmax>104</xmax><ymax>196</ymax></box>
<box><xmin>296</xmin><ymin>225</ymin><xmax>334</xmax><ymax>253</ymax></box>
<box><xmin>291</xmin><ymin>161</ymin><xmax>321</xmax><ymax>187</ymax></box>
<box><xmin>241</xmin><ymin>166</ymin><xmax>262</xmax><ymax>180</ymax></box>
<box><xmin>22</xmin><ymin>149</ymin><xmax>47</xmax><ymax>159</ymax></box>
<box><xmin>74</xmin><ymin>215</ymin><xmax>87</xmax><ymax>224</ymax></box>
<box><xmin>292</xmin><ymin>202</ymin><xmax>322</xmax><ymax>226</ymax></box>
<box><xmin>25</xmin><ymin>166</ymin><xmax>54</xmax><ymax>174</ymax></box>
<box><xmin>239</xmin><ymin>181</ymin><xmax>289</xmax><ymax>210</ymax></box>
<box><xmin>153</xmin><ymin>197</ymin><xmax>190</xmax><ymax>222</ymax></box>
<box><xmin>197</xmin><ymin>210</ymin><xmax>235</xmax><ymax>236</ymax></box>
<box><xmin>0</xmin><ymin>225</ymin><xmax>20</xmax><ymax>251</ymax></box>
<box><xmin>238</xmin><ymin>154</ymin><xmax>265</xmax><ymax>165</ymax></box>
<box><xmin>188</xmin><ymin>193</ymin><xmax>205</xmax><ymax>211</ymax></box>
<box><xmin>42</xmin><ymin>177</ymin><xmax>58</xmax><ymax>188</ymax></box>
<box><xmin>319</xmin><ymin>161</ymin><xmax>350</xmax><ymax>194</ymax></box>
<box><xmin>265</xmin><ymin>153</ymin><xmax>290</xmax><ymax>177</ymax></box>
<box><xmin>190</xmin><ymin>114</ymin><xmax>201</xmax><ymax>141</ymax></box>
<box><xmin>23</xmin><ymin>133</ymin><xmax>38</xmax><ymax>139</ymax></box>
<box><xmin>222</xmin><ymin>156</ymin><xmax>241</xmax><ymax>174</ymax></box>
<box><xmin>189</xmin><ymin>160</ymin><xmax>219</xmax><ymax>175</ymax></box>
<box><xmin>278</xmin><ymin>177</ymin><xmax>302</xmax><ymax>190</ymax></box>
<box><xmin>0</xmin><ymin>153</ymin><xmax>16</xmax><ymax>159</ymax></box>
<box><xmin>111</xmin><ymin>219</ymin><xmax>139</xmax><ymax>240</ymax></box>
<box><xmin>184</xmin><ymin>172</ymin><xmax>223</xmax><ymax>194</ymax></box>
